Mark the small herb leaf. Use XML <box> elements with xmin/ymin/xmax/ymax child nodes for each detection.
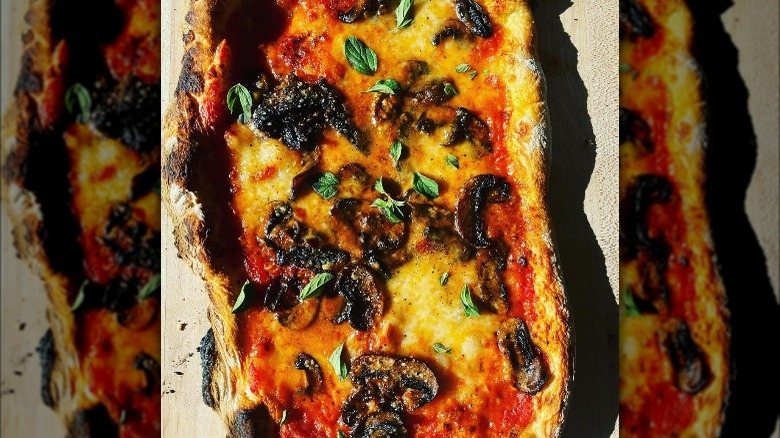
<box><xmin>622</xmin><ymin>286</ymin><xmax>640</xmax><ymax>317</ymax></box>
<box><xmin>345</xmin><ymin>36</ymin><xmax>378</xmax><ymax>75</ymax></box>
<box><xmin>299</xmin><ymin>273</ymin><xmax>334</xmax><ymax>300</ymax></box>
<box><xmin>227</xmin><ymin>83</ymin><xmax>253</xmax><ymax>123</ymax></box>
<box><xmin>119</xmin><ymin>409</ymin><xmax>127</xmax><ymax>424</ymax></box>
<box><xmin>232</xmin><ymin>280</ymin><xmax>256</xmax><ymax>313</ymax></box>
<box><xmin>469</xmin><ymin>70</ymin><xmax>477</xmax><ymax>80</ymax></box>
<box><xmin>71</xmin><ymin>280</ymin><xmax>88</xmax><ymax>312</ymax></box>
<box><xmin>455</xmin><ymin>63</ymin><xmax>471</xmax><ymax>73</ymax></box>
<box><xmin>138</xmin><ymin>274</ymin><xmax>161</xmax><ymax>300</ymax></box>
<box><xmin>366</xmin><ymin>79</ymin><xmax>401</xmax><ymax>94</ymax></box>
<box><xmin>389</xmin><ymin>141</ymin><xmax>403</xmax><ymax>166</ymax></box>
<box><xmin>372</xmin><ymin>198</ymin><xmax>403</xmax><ymax>223</ymax></box>
<box><xmin>412</xmin><ymin>172</ymin><xmax>439</xmax><ymax>199</ymax></box>
<box><xmin>439</xmin><ymin>272</ymin><xmax>450</xmax><ymax>286</ymax></box>
<box><xmin>65</xmin><ymin>83</ymin><xmax>91</xmax><ymax>123</ymax></box>
<box><xmin>280</xmin><ymin>410</ymin><xmax>288</xmax><ymax>425</ymax></box>
<box><xmin>445</xmin><ymin>154</ymin><xmax>459</xmax><ymax>169</ymax></box>
<box><xmin>313</xmin><ymin>172</ymin><xmax>340</xmax><ymax>199</ymax></box>
<box><xmin>395</xmin><ymin>0</ymin><xmax>415</xmax><ymax>29</ymax></box>
<box><xmin>338</xmin><ymin>432</ymin><xmax>347</xmax><ymax>438</ymax></box>
<box><xmin>460</xmin><ymin>284</ymin><xmax>480</xmax><ymax>317</ymax></box>
<box><xmin>433</xmin><ymin>342</ymin><xmax>452</xmax><ymax>354</ymax></box>
<box><xmin>443</xmin><ymin>82</ymin><xmax>458</xmax><ymax>96</ymax></box>
<box><xmin>329</xmin><ymin>343</ymin><xmax>349</xmax><ymax>380</ymax></box>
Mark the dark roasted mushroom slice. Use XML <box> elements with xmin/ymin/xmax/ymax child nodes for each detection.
<box><xmin>444</xmin><ymin>107</ymin><xmax>492</xmax><ymax>153</ymax></box>
<box><xmin>337</xmin><ymin>0</ymin><xmax>398</xmax><ymax>23</ymax></box>
<box><xmin>497</xmin><ymin>319</ymin><xmax>549</xmax><ymax>394</ymax></box>
<box><xmin>263</xmin><ymin>276</ymin><xmax>320</xmax><ymax>330</ymax></box>
<box><xmin>37</xmin><ymin>329</ymin><xmax>56</xmax><ymax>408</ymax></box>
<box><xmin>337</xmin><ymin>163</ymin><xmax>373</xmax><ymax>198</ymax></box>
<box><xmin>620</xmin><ymin>174</ymin><xmax>672</xmax><ymax>259</ymax></box>
<box><xmin>619</xmin><ymin>107</ymin><xmax>653</xmax><ymax>152</ymax></box>
<box><xmin>634</xmin><ymin>239</ymin><xmax>671</xmax><ymax>313</ymax></box>
<box><xmin>453</xmin><ymin>0</ymin><xmax>493</xmax><ymax>38</ymax></box>
<box><xmin>400</xmin><ymin>60</ymin><xmax>430</xmax><ymax>84</ymax></box>
<box><xmin>91</xmin><ymin>77</ymin><xmax>160</xmax><ymax>153</ymax></box>
<box><xmin>352</xmin><ymin>411</ymin><xmax>407</xmax><ymax>438</ymax></box>
<box><xmin>475</xmin><ymin>243</ymin><xmax>509</xmax><ymax>313</ymax></box>
<box><xmin>279</xmin><ymin>246</ymin><xmax>350</xmax><ymax>272</ymax></box>
<box><xmin>410</xmin><ymin>79</ymin><xmax>456</xmax><ymax>107</ymax></box>
<box><xmin>134</xmin><ymin>352</ymin><xmax>160</xmax><ymax>396</ymax></box>
<box><xmin>332</xmin><ymin>198</ymin><xmax>408</xmax><ymax>252</ymax></box>
<box><xmin>666</xmin><ymin>320</ymin><xmax>711</xmax><ymax>394</ymax></box>
<box><xmin>252</xmin><ymin>74</ymin><xmax>361</xmax><ymax>151</ymax></box>
<box><xmin>410</xmin><ymin>201</ymin><xmax>473</xmax><ymax>261</ymax></box>
<box><xmin>350</xmin><ymin>353</ymin><xmax>439</xmax><ymax>412</ymax></box>
<box><xmin>455</xmin><ymin>174</ymin><xmax>511</xmax><ymax>249</ymax></box>
<box><xmin>619</xmin><ymin>0</ymin><xmax>655</xmax><ymax>40</ymax></box>
<box><xmin>432</xmin><ymin>18</ymin><xmax>472</xmax><ymax>45</ymax></box>
<box><xmin>334</xmin><ymin>264</ymin><xmax>384</xmax><ymax>331</ymax></box>
<box><xmin>294</xmin><ymin>353</ymin><xmax>325</xmax><ymax>395</ymax></box>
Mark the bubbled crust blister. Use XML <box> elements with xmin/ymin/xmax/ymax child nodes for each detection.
<box><xmin>163</xmin><ymin>0</ymin><xmax>572</xmax><ymax>435</ymax></box>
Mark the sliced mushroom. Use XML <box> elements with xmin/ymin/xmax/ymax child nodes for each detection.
<box><xmin>91</xmin><ymin>77</ymin><xmax>160</xmax><ymax>153</ymax></box>
<box><xmin>432</xmin><ymin>18</ymin><xmax>472</xmax><ymax>45</ymax></box>
<box><xmin>619</xmin><ymin>0</ymin><xmax>655</xmax><ymax>40</ymax></box>
<box><xmin>352</xmin><ymin>411</ymin><xmax>407</xmax><ymax>438</ymax></box>
<box><xmin>134</xmin><ymin>353</ymin><xmax>160</xmax><ymax>396</ymax></box>
<box><xmin>410</xmin><ymin>79</ymin><xmax>456</xmax><ymax>107</ymax></box>
<box><xmin>620</xmin><ymin>174</ymin><xmax>672</xmax><ymax>260</ymax></box>
<box><xmin>253</xmin><ymin>74</ymin><xmax>361</xmax><ymax>151</ymax></box>
<box><xmin>37</xmin><ymin>329</ymin><xmax>56</xmax><ymax>408</ymax></box>
<box><xmin>341</xmin><ymin>353</ymin><xmax>438</xmax><ymax>429</ymax></box>
<box><xmin>294</xmin><ymin>353</ymin><xmax>325</xmax><ymax>395</ymax></box>
<box><xmin>372</xmin><ymin>93</ymin><xmax>403</xmax><ymax>123</ymax></box>
<box><xmin>497</xmin><ymin>319</ymin><xmax>549</xmax><ymax>394</ymax></box>
<box><xmin>666</xmin><ymin>320</ymin><xmax>711</xmax><ymax>394</ymax></box>
<box><xmin>619</xmin><ymin>107</ymin><xmax>653</xmax><ymax>152</ymax></box>
<box><xmin>337</xmin><ymin>163</ymin><xmax>373</xmax><ymax>198</ymax></box>
<box><xmin>475</xmin><ymin>243</ymin><xmax>509</xmax><ymax>314</ymax></box>
<box><xmin>290</xmin><ymin>148</ymin><xmax>322</xmax><ymax>201</ymax></box>
<box><xmin>444</xmin><ymin>107</ymin><xmax>492</xmax><ymax>153</ymax></box>
<box><xmin>333</xmin><ymin>264</ymin><xmax>384</xmax><ymax>331</ymax></box>
<box><xmin>400</xmin><ymin>60</ymin><xmax>430</xmax><ymax>84</ymax></box>
<box><xmin>279</xmin><ymin>246</ymin><xmax>350</xmax><ymax>272</ymax></box>
<box><xmin>410</xmin><ymin>201</ymin><xmax>473</xmax><ymax>261</ymax></box>
<box><xmin>455</xmin><ymin>174</ymin><xmax>511</xmax><ymax>249</ymax></box>
<box><xmin>453</xmin><ymin>0</ymin><xmax>493</xmax><ymax>38</ymax></box>
<box><xmin>263</xmin><ymin>275</ymin><xmax>320</xmax><ymax>330</ymax></box>
<box><xmin>634</xmin><ymin>239</ymin><xmax>671</xmax><ymax>313</ymax></box>
<box><xmin>337</xmin><ymin>0</ymin><xmax>397</xmax><ymax>23</ymax></box>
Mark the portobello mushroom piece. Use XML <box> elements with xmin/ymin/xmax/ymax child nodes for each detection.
<box><xmin>134</xmin><ymin>352</ymin><xmax>160</xmax><ymax>396</ymax></box>
<box><xmin>432</xmin><ymin>18</ymin><xmax>472</xmax><ymax>45</ymax></box>
<box><xmin>104</xmin><ymin>202</ymin><xmax>161</xmax><ymax>271</ymax></box>
<box><xmin>475</xmin><ymin>242</ymin><xmax>509</xmax><ymax>314</ymax></box>
<box><xmin>400</xmin><ymin>60</ymin><xmax>430</xmax><ymax>84</ymax></box>
<box><xmin>352</xmin><ymin>411</ymin><xmax>407</xmax><ymax>438</ymax></box>
<box><xmin>294</xmin><ymin>352</ymin><xmax>325</xmax><ymax>395</ymax></box>
<box><xmin>337</xmin><ymin>0</ymin><xmax>398</xmax><ymax>23</ymax></box>
<box><xmin>619</xmin><ymin>0</ymin><xmax>655</xmax><ymax>40</ymax></box>
<box><xmin>333</xmin><ymin>264</ymin><xmax>384</xmax><ymax>331</ymax></box>
<box><xmin>37</xmin><ymin>329</ymin><xmax>56</xmax><ymax>408</ymax></box>
<box><xmin>228</xmin><ymin>405</ymin><xmax>274</xmax><ymax>438</ymax></box>
<box><xmin>620</xmin><ymin>174</ymin><xmax>672</xmax><ymax>260</ymax></box>
<box><xmin>91</xmin><ymin>77</ymin><xmax>160</xmax><ymax>153</ymax></box>
<box><xmin>497</xmin><ymin>319</ymin><xmax>549</xmax><ymax>394</ymax></box>
<box><xmin>337</xmin><ymin>163</ymin><xmax>373</xmax><ymax>198</ymax></box>
<box><xmin>372</xmin><ymin>93</ymin><xmax>403</xmax><ymax>123</ymax></box>
<box><xmin>349</xmin><ymin>353</ymin><xmax>439</xmax><ymax>412</ymax></box>
<box><xmin>443</xmin><ymin>107</ymin><xmax>492</xmax><ymax>153</ymax></box>
<box><xmin>410</xmin><ymin>79</ymin><xmax>456</xmax><ymax>107</ymax></box>
<box><xmin>666</xmin><ymin>320</ymin><xmax>711</xmax><ymax>394</ymax></box>
<box><xmin>634</xmin><ymin>239</ymin><xmax>671</xmax><ymax>313</ymax></box>
<box><xmin>332</xmin><ymin>198</ymin><xmax>408</xmax><ymax>252</ymax></box>
<box><xmin>453</xmin><ymin>0</ymin><xmax>493</xmax><ymax>38</ymax></box>
<box><xmin>199</xmin><ymin>328</ymin><xmax>218</xmax><ymax>409</ymax></box>
<box><xmin>252</xmin><ymin>74</ymin><xmax>361</xmax><ymax>152</ymax></box>
<box><xmin>263</xmin><ymin>275</ymin><xmax>320</xmax><ymax>330</ymax></box>
<box><xmin>619</xmin><ymin>107</ymin><xmax>653</xmax><ymax>152</ymax></box>
<box><xmin>410</xmin><ymin>201</ymin><xmax>473</xmax><ymax>261</ymax></box>
<box><xmin>454</xmin><ymin>174</ymin><xmax>511</xmax><ymax>249</ymax></box>
<box><xmin>101</xmin><ymin>276</ymin><xmax>142</xmax><ymax>312</ymax></box>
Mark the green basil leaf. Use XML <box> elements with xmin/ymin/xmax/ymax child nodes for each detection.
<box><xmin>65</xmin><ymin>83</ymin><xmax>91</xmax><ymax>123</ymax></box>
<box><xmin>455</xmin><ymin>63</ymin><xmax>471</xmax><ymax>73</ymax></box>
<box><xmin>227</xmin><ymin>83</ymin><xmax>252</xmax><ymax>123</ymax></box>
<box><xmin>313</xmin><ymin>172</ymin><xmax>340</xmax><ymax>199</ymax></box>
<box><xmin>119</xmin><ymin>409</ymin><xmax>127</xmax><ymax>424</ymax></box>
<box><xmin>443</xmin><ymin>82</ymin><xmax>458</xmax><ymax>96</ymax></box>
<box><xmin>300</xmin><ymin>273</ymin><xmax>334</xmax><ymax>300</ymax></box>
<box><xmin>439</xmin><ymin>272</ymin><xmax>450</xmax><ymax>286</ymax></box>
<box><xmin>329</xmin><ymin>343</ymin><xmax>349</xmax><ymax>380</ymax></box>
<box><xmin>371</xmin><ymin>198</ymin><xmax>403</xmax><ymax>223</ymax></box>
<box><xmin>344</xmin><ymin>36</ymin><xmax>378</xmax><ymax>75</ymax></box>
<box><xmin>338</xmin><ymin>431</ymin><xmax>347</xmax><ymax>438</ymax></box>
<box><xmin>460</xmin><ymin>284</ymin><xmax>480</xmax><ymax>317</ymax></box>
<box><xmin>232</xmin><ymin>280</ymin><xmax>256</xmax><ymax>313</ymax></box>
<box><xmin>622</xmin><ymin>286</ymin><xmax>640</xmax><ymax>317</ymax></box>
<box><xmin>366</xmin><ymin>79</ymin><xmax>401</xmax><ymax>94</ymax></box>
<box><xmin>395</xmin><ymin>0</ymin><xmax>414</xmax><ymax>29</ymax></box>
<box><xmin>469</xmin><ymin>70</ymin><xmax>477</xmax><ymax>80</ymax></box>
<box><xmin>138</xmin><ymin>273</ymin><xmax>161</xmax><ymax>300</ymax></box>
<box><xmin>71</xmin><ymin>280</ymin><xmax>88</xmax><ymax>312</ymax></box>
<box><xmin>280</xmin><ymin>410</ymin><xmax>288</xmax><ymax>425</ymax></box>
<box><xmin>445</xmin><ymin>154</ymin><xmax>459</xmax><ymax>169</ymax></box>
<box><xmin>412</xmin><ymin>172</ymin><xmax>439</xmax><ymax>199</ymax></box>
<box><xmin>389</xmin><ymin>141</ymin><xmax>403</xmax><ymax>166</ymax></box>
<box><xmin>433</xmin><ymin>342</ymin><xmax>452</xmax><ymax>354</ymax></box>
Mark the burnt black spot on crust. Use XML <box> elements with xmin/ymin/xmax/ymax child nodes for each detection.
<box><xmin>199</xmin><ymin>329</ymin><xmax>218</xmax><ymax>409</ymax></box>
<box><xmin>92</xmin><ymin>78</ymin><xmax>160</xmax><ymax>153</ymax></box>
<box><xmin>36</xmin><ymin>329</ymin><xmax>56</xmax><ymax>408</ymax></box>
<box><xmin>176</xmin><ymin>48</ymin><xmax>204</xmax><ymax>94</ymax></box>
<box><xmin>15</xmin><ymin>49</ymin><xmax>42</xmax><ymax>94</ymax></box>
<box><xmin>68</xmin><ymin>404</ymin><xmax>118</xmax><ymax>438</ymax></box>
<box><xmin>229</xmin><ymin>405</ymin><xmax>273</xmax><ymax>438</ymax></box>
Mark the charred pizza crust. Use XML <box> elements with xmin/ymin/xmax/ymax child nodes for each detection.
<box><xmin>164</xmin><ymin>0</ymin><xmax>571</xmax><ymax>435</ymax></box>
<box><xmin>1</xmin><ymin>0</ymin><xmax>162</xmax><ymax>436</ymax></box>
<box><xmin>619</xmin><ymin>0</ymin><xmax>729</xmax><ymax>435</ymax></box>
